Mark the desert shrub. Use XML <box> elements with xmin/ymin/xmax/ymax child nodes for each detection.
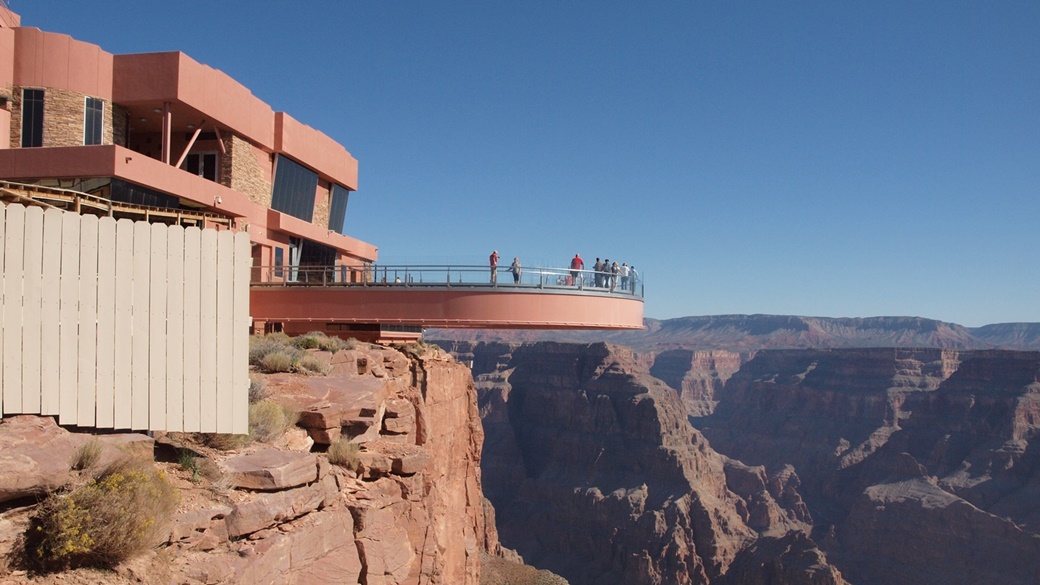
<box><xmin>292</xmin><ymin>331</ymin><xmax>324</xmax><ymax>350</ymax></box>
<box><xmin>260</xmin><ymin>351</ymin><xmax>295</xmax><ymax>373</ymax></box>
<box><xmin>297</xmin><ymin>354</ymin><xmax>332</xmax><ymax>376</ymax></box>
<box><xmin>327</xmin><ymin>438</ymin><xmax>360</xmax><ymax>470</ymax></box>
<box><xmin>249</xmin><ymin>334</ymin><xmax>301</xmax><ymax>367</ymax></box>
<box><xmin>69</xmin><ymin>437</ymin><xmax>102</xmax><ymax>471</ymax></box>
<box><xmin>202</xmin><ymin>433</ymin><xmax>249</xmax><ymax>451</ymax></box>
<box><xmin>248</xmin><ymin>375</ymin><xmax>268</xmax><ymax>404</ymax></box>
<box><xmin>317</xmin><ymin>335</ymin><xmax>348</xmax><ymax>352</ymax></box>
<box><xmin>24</xmin><ymin>457</ymin><xmax>179</xmax><ymax>571</ymax></box>
<box><xmin>249</xmin><ymin>401</ymin><xmax>299</xmax><ymax>443</ymax></box>
<box><xmin>292</xmin><ymin>331</ymin><xmax>350</xmax><ymax>353</ymax></box>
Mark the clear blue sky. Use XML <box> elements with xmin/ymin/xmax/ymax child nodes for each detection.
<box><xmin>15</xmin><ymin>1</ymin><xmax>1040</xmax><ymax>326</ymax></box>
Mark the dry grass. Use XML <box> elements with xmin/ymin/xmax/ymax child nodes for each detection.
<box><xmin>249</xmin><ymin>335</ymin><xmax>301</xmax><ymax>369</ymax></box>
<box><xmin>259</xmin><ymin>351</ymin><xmax>295</xmax><ymax>373</ymax></box>
<box><xmin>69</xmin><ymin>437</ymin><xmax>102</xmax><ymax>471</ymax></box>
<box><xmin>327</xmin><ymin>438</ymin><xmax>361</xmax><ymax>470</ymax></box>
<box><xmin>248</xmin><ymin>375</ymin><xmax>268</xmax><ymax>403</ymax></box>
<box><xmin>201</xmin><ymin>433</ymin><xmax>250</xmax><ymax>451</ymax></box>
<box><xmin>24</xmin><ymin>457</ymin><xmax>179</xmax><ymax>572</ymax></box>
<box><xmin>297</xmin><ymin>354</ymin><xmax>332</xmax><ymax>375</ymax></box>
<box><xmin>249</xmin><ymin>401</ymin><xmax>299</xmax><ymax>443</ymax></box>
<box><xmin>294</xmin><ymin>331</ymin><xmax>353</xmax><ymax>353</ymax></box>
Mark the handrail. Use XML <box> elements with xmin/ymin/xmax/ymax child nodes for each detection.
<box><xmin>251</xmin><ymin>264</ymin><xmax>644</xmax><ymax>298</ymax></box>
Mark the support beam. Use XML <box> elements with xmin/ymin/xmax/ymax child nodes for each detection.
<box><xmin>161</xmin><ymin>102</ymin><xmax>172</xmax><ymax>164</ymax></box>
<box><xmin>175</xmin><ymin>124</ymin><xmax>204</xmax><ymax>170</ymax></box>
<box><xmin>213</xmin><ymin>125</ymin><xmax>227</xmax><ymax>155</ymax></box>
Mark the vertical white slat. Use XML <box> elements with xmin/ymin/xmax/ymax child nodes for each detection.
<box><xmin>112</xmin><ymin>219</ymin><xmax>135</xmax><ymax>429</ymax></box>
<box><xmin>214</xmin><ymin>231</ymin><xmax>235</xmax><ymax>434</ymax></box>
<box><xmin>181</xmin><ymin>227</ymin><xmax>202</xmax><ymax>432</ymax></box>
<box><xmin>130</xmin><ymin>221</ymin><xmax>151</xmax><ymax>430</ymax></box>
<box><xmin>0</xmin><ymin>203</ymin><xmax>7</xmax><ymax>415</ymax></box>
<box><xmin>57</xmin><ymin>211</ymin><xmax>80</xmax><ymax>425</ymax></box>
<box><xmin>39</xmin><ymin>208</ymin><xmax>64</xmax><ymax>415</ymax></box>
<box><xmin>95</xmin><ymin>216</ymin><xmax>117</xmax><ymax>429</ymax></box>
<box><xmin>198</xmin><ymin>229</ymin><xmax>218</xmax><ymax>433</ymax></box>
<box><xmin>165</xmin><ymin>225</ymin><xmax>185</xmax><ymax>432</ymax></box>
<box><xmin>77</xmin><ymin>215</ymin><xmax>99</xmax><ymax>427</ymax></box>
<box><xmin>2</xmin><ymin>204</ymin><xmax>25</xmax><ymax>414</ymax></box>
<box><xmin>230</xmin><ymin>233</ymin><xmax>250</xmax><ymax>433</ymax></box>
<box><xmin>20</xmin><ymin>206</ymin><xmax>44</xmax><ymax>414</ymax></box>
<box><xmin>148</xmin><ymin>223</ymin><xmax>167</xmax><ymax>431</ymax></box>
<box><xmin>231</xmin><ymin>232</ymin><xmax>251</xmax><ymax>434</ymax></box>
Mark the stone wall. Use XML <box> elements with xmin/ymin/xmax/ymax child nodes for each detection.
<box><xmin>9</xmin><ymin>86</ymin><xmax>114</xmax><ymax>147</ymax></box>
<box><xmin>225</xmin><ymin>134</ymin><xmax>272</xmax><ymax>206</ymax></box>
<box><xmin>312</xmin><ymin>183</ymin><xmax>332</xmax><ymax>230</ymax></box>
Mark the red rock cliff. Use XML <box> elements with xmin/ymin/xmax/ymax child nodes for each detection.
<box><xmin>697</xmin><ymin>348</ymin><xmax>1040</xmax><ymax>585</ymax></box>
<box><xmin>0</xmin><ymin>343</ymin><xmax>492</xmax><ymax>585</ymax></box>
<box><xmin>470</xmin><ymin>341</ymin><xmax>846</xmax><ymax>585</ymax></box>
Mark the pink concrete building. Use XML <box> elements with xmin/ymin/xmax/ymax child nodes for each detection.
<box><xmin>0</xmin><ymin>5</ymin><xmax>375</xmax><ymax>280</ymax></box>
<box><xmin>0</xmin><ymin>4</ymin><xmax>643</xmax><ymax>342</ymax></box>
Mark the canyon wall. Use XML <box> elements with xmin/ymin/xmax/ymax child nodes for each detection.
<box><xmin>459</xmin><ymin>341</ymin><xmax>1040</xmax><ymax>585</ymax></box>
<box><xmin>695</xmin><ymin>348</ymin><xmax>1040</xmax><ymax>585</ymax></box>
<box><xmin>468</xmin><ymin>341</ymin><xmax>846</xmax><ymax>585</ymax></box>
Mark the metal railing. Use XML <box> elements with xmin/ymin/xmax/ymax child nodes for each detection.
<box><xmin>252</xmin><ymin>264</ymin><xmax>644</xmax><ymax>298</ymax></box>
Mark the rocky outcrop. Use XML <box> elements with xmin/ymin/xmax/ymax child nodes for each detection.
<box><xmin>0</xmin><ymin>342</ymin><xmax>491</xmax><ymax>585</ymax></box>
<box><xmin>698</xmin><ymin>348</ymin><xmax>1040</xmax><ymax>585</ymax></box>
<box><xmin>649</xmin><ymin>349</ymin><xmax>745</xmax><ymax>416</ymax></box>
<box><xmin>471</xmin><ymin>341</ymin><xmax>844</xmax><ymax>585</ymax></box>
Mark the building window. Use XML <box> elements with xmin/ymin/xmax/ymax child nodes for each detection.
<box><xmin>186</xmin><ymin>152</ymin><xmax>219</xmax><ymax>182</ymax></box>
<box><xmin>270</xmin><ymin>155</ymin><xmax>318</xmax><ymax>222</ymax></box>
<box><xmin>328</xmin><ymin>184</ymin><xmax>350</xmax><ymax>234</ymax></box>
<box><xmin>21</xmin><ymin>89</ymin><xmax>44</xmax><ymax>147</ymax></box>
<box><xmin>84</xmin><ymin>97</ymin><xmax>104</xmax><ymax>145</ymax></box>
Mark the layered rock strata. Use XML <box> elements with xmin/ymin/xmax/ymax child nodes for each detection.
<box><xmin>469</xmin><ymin>341</ymin><xmax>845</xmax><ymax>585</ymax></box>
<box><xmin>696</xmin><ymin>348</ymin><xmax>1040</xmax><ymax>585</ymax></box>
<box><xmin>0</xmin><ymin>343</ymin><xmax>491</xmax><ymax>585</ymax></box>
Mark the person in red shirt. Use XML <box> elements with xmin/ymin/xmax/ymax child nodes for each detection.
<box><xmin>490</xmin><ymin>250</ymin><xmax>499</xmax><ymax>284</ymax></box>
<box><xmin>569</xmin><ymin>253</ymin><xmax>584</xmax><ymax>286</ymax></box>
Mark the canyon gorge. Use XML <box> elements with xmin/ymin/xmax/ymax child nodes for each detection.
<box><xmin>2</xmin><ymin>316</ymin><xmax>1039</xmax><ymax>584</ymax></box>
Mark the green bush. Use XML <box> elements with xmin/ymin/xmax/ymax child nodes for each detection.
<box><xmin>297</xmin><ymin>354</ymin><xmax>332</xmax><ymax>376</ymax></box>
<box><xmin>24</xmin><ymin>457</ymin><xmax>179</xmax><ymax>571</ymax></box>
<box><xmin>327</xmin><ymin>438</ymin><xmax>360</xmax><ymax>470</ymax></box>
<box><xmin>249</xmin><ymin>401</ymin><xmax>299</xmax><ymax>443</ymax></box>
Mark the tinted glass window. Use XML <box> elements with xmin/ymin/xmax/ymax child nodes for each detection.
<box><xmin>21</xmin><ymin>89</ymin><xmax>44</xmax><ymax>147</ymax></box>
<box><xmin>328</xmin><ymin>184</ymin><xmax>350</xmax><ymax>234</ymax></box>
<box><xmin>270</xmin><ymin>156</ymin><xmax>318</xmax><ymax>222</ymax></box>
<box><xmin>84</xmin><ymin>97</ymin><xmax>103</xmax><ymax>145</ymax></box>
<box><xmin>109</xmin><ymin>179</ymin><xmax>180</xmax><ymax>209</ymax></box>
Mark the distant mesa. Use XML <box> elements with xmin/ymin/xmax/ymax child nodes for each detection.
<box><xmin>430</xmin><ymin>314</ymin><xmax>1040</xmax><ymax>351</ymax></box>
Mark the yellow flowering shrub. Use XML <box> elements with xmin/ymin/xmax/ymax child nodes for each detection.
<box><xmin>25</xmin><ymin>457</ymin><xmax>179</xmax><ymax>571</ymax></box>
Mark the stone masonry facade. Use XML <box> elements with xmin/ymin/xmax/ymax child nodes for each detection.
<box><xmin>312</xmin><ymin>183</ymin><xmax>331</xmax><ymax>230</ymax></box>
<box><xmin>9</xmin><ymin>86</ymin><xmax>115</xmax><ymax>148</ymax></box>
<box><xmin>225</xmin><ymin>134</ymin><xmax>272</xmax><ymax>207</ymax></box>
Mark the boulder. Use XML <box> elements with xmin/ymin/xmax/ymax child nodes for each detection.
<box><xmin>223</xmin><ymin>449</ymin><xmax>318</xmax><ymax>491</ymax></box>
